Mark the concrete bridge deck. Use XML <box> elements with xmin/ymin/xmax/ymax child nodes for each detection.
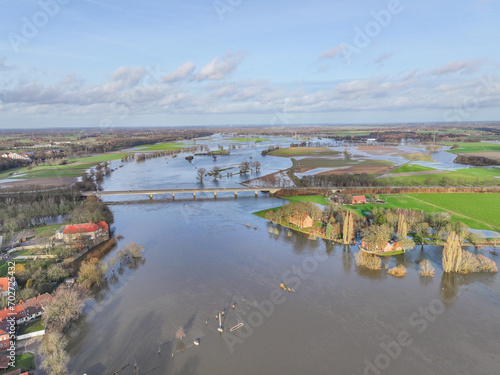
<box><xmin>81</xmin><ymin>187</ymin><xmax>293</xmax><ymax>199</ymax></box>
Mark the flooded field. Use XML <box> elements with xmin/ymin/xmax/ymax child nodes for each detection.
<box><xmin>66</xmin><ymin>136</ymin><xmax>500</xmax><ymax>375</ymax></box>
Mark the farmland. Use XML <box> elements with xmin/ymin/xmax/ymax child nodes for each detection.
<box><xmin>0</xmin><ymin>153</ymin><xmax>131</xmax><ymax>180</ymax></box>
<box><xmin>134</xmin><ymin>142</ymin><xmax>190</xmax><ymax>151</ymax></box>
<box><xmin>445</xmin><ymin>142</ymin><xmax>500</xmax><ymax>154</ymax></box>
<box><xmin>389</xmin><ymin>164</ymin><xmax>436</xmax><ymax>174</ymax></box>
<box><xmin>379</xmin><ymin>167</ymin><xmax>500</xmax><ymax>186</ymax></box>
<box><xmin>351</xmin><ymin>193</ymin><xmax>500</xmax><ymax>231</ymax></box>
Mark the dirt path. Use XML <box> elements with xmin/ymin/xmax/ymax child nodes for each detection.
<box><xmin>402</xmin><ymin>194</ymin><xmax>497</xmax><ymax>231</ymax></box>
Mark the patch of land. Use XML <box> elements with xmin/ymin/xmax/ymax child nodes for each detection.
<box><xmin>317</xmin><ymin>165</ymin><xmax>392</xmax><ymax>175</ymax></box>
<box><xmin>389</xmin><ymin>164</ymin><xmax>436</xmax><ymax>174</ymax></box>
<box><xmin>294</xmin><ymin>158</ymin><xmax>393</xmax><ymax>175</ymax></box>
<box><xmin>463</xmin><ymin>152</ymin><xmax>500</xmax><ymax>162</ymax></box>
<box><xmin>445</xmin><ymin>142</ymin><xmax>500</xmax><ymax>154</ymax></box>
<box><xmin>228</xmin><ymin>137</ymin><xmax>270</xmax><ymax>143</ymax></box>
<box><xmin>0</xmin><ymin>176</ymin><xmax>77</xmax><ymax>189</ymax></box>
<box><xmin>380</xmin><ymin>170</ymin><xmax>447</xmax><ymax>178</ymax></box>
<box><xmin>242</xmin><ymin>170</ymin><xmax>296</xmax><ymax>188</ymax></box>
<box><xmin>356</xmin><ymin>146</ymin><xmax>403</xmax><ymax>155</ymax></box>
<box><xmin>0</xmin><ymin>152</ymin><xmax>130</xmax><ymax>183</ymax></box>
<box><xmin>402</xmin><ymin>152</ymin><xmax>434</xmax><ymax>162</ymax></box>
<box><xmin>378</xmin><ymin>167</ymin><xmax>500</xmax><ymax>186</ymax></box>
<box><xmin>351</xmin><ymin>193</ymin><xmax>500</xmax><ymax>231</ymax></box>
<box><xmin>134</xmin><ymin>142</ymin><xmax>190</xmax><ymax>151</ymax></box>
<box><xmin>269</xmin><ymin>147</ymin><xmax>340</xmax><ymax>157</ymax></box>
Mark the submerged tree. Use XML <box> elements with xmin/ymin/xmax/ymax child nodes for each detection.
<box><xmin>196</xmin><ymin>168</ymin><xmax>207</xmax><ymax>183</ymax></box>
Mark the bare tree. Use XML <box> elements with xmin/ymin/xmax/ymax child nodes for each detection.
<box><xmin>40</xmin><ymin>331</ymin><xmax>70</xmax><ymax>375</ymax></box>
<box><xmin>43</xmin><ymin>286</ymin><xmax>87</xmax><ymax>331</ymax></box>
<box><xmin>239</xmin><ymin>161</ymin><xmax>250</xmax><ymax>174</ymax></box>
<box><xmin>196</xmin><ymin>168</ymin><xmax>207</xmax><ymax>182</ymax></box>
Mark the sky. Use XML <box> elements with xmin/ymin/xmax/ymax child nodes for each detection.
<box><xmin>0</xmin><ymin>0</ymin><xmax>499</xmax><ymax>129</ymax></box>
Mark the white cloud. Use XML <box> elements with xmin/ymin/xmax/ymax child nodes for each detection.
<box><xmin>318</xmin><ymin>45</ymin><xmax>344</xmax><ymax>60</ymax></box>
<box><xmin>428</xmin><ymin>60</ymin><xmax>484</xmax><ymax>76</ymax></box>
<box><xmin>161</xmin><ymin>62</ymin><xmax>195</xmax><ymax>83</ymax></box>
<box><xmin>374</xmin><ymin>52</ymin><xmax>393</xmax><ymax>64</ymax></box>
<box><xmin>111</xmin><ymin>66</ymin><xmax>147</xmax><ymax>87</ymax></box>
<box><xmin>194</xmin><ymin>50</ymin><xmax>244</xmax><ymax>81</ymax></box>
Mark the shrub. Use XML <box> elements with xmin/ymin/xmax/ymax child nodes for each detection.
<box><xmin>355</xmin><ymin>252</ymin><xmax>382</xmax><ymax>270</ymax></box>
<box><xmin>387</xmin><ymin>264</ymin><xmax>407</xmax><ymax>277</ymax></box>
<box><xmin>419</xmin><ymin>259</ymin><xmax>435</xmax><ymax>277</ymax></box>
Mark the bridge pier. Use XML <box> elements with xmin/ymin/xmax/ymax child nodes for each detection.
<box><xmin>193</xmin><ymin>192</ymin><xmax>196</xmax><ymax>199</ymax></box>
<box><xmin>214</xmin><ymin>192</ymin><xmax>217</xmax><ymax>198</ymax></box>
<box><xmin>255</xmin><ymin>191</ymin><xmax>258</xmax><ymax>197</ymax></box>
<box><xmin>234</xmin><ymin>191</ymin><xmax>238</xmax><ymax>198</ymax></box>
<box><xmin>172</xmin><ymin>192</ymin><xmax>175</xmax><ymax>200</ymax></box>
<box><xmin>149</xmin><ymin>194</ymin><xmax>153</xmax><ymax>200</ymax></box>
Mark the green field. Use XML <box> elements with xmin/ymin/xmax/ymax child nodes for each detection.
<box><xmin>281</xmin><ymin>195</ymin><xmax>331</xmax><ymax>206</ymax></box>
<box><xmin>0</xmin><ymin>353</ymin><xmax>35</xmax><ymax>374</ymax></box>
<box><xmin>390</xmin><ymin>164</ymin><xmax>436</xmax><ymax>174</ymax></box>
<box><xmin>134</xmin><ymin>142</ymin><xmax>190</xmax><ymax>151</ymax></box>
<box><xmin>351</xmin><ymin>193</ymin><xmax>500</xmax><ymax>231</ymax></box>
<box><xmin>402</xmin><ymin>153</ymin><xmax>434</xmax><ymax>162</ymax></box>
<box><xmin>379</xmin><ymin>167</ymin><xmax>500</xmax><ymax>186</ymax></box>
<box><xmin>444</xmin><ymin>142</ymin><xmax>500</xmax><ymax>153</ymax></box>
<box><xmin>228</xmin><ymin>137</ymin><xmax>270</xmax><ymax>143</ymax></box>
<box><xmin>1</xmin><ymin>153</ymin><xmax>131</xmax><ymax>180</ymax></box>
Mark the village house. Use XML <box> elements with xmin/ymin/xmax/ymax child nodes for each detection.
<box><xmin>0</xmin><ymin>278</ymin><xmax>17</xmax><ymax>297</ymax></box>
<box><xmin>1</xmin><ymin>152</ymin><xmax>31</xmax><ymax>162</ymax></box>
<box><xmin>0</xmin><ymin>321</ymin><xmax>10</xmax><ymax>351</ymax></box>
<box><xmin>54</xmin><ymin>221</ymin><xmax>109</xmax><ymax>247</ymax></box>
<box><xmin>0</xmin><ymin>293</ymin><xmax>53</xmax><ymax>325</ymax></box>
<box><xmin>361</xmin><ymin>239</ymin><xmax>403</xmax><ymax>254</ymax></box>
<box><xmin>352</xmin><ymin>195</ymin><xmax>367</xmax><ymax>204</ymax></box>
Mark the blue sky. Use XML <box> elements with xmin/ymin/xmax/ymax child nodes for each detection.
<box><xmin>0</xmin><ymin>0</ymin><xmax>499</xmax><ymax>128</ymax></box>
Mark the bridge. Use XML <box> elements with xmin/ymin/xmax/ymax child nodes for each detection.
<box><xmin>80</xmin><ymin>187</ymin><xmax>302</xmax><ymax>200</ymax></box>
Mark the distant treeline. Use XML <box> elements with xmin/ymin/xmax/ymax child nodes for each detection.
<box><xmin>301</xmin><ymin>173</ymin><xmax>381</xmax><ymax>187</ymax></box>
<box><xmin>0</xmin><ymin>157</ymin><xmax>30</xmax><ymax>173</ymax></box>
<box><xmin>454</xmin><ymin>155</ymin><xmax>499</xmax><ymax>166</ymax></box>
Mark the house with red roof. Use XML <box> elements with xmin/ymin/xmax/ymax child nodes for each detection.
<box><xmin>352</xmin><ymin>195</ymin><xmax>367</xmax><ymax>204</ymax></box>
<box><xmin>54</xmin><ymin>221</ymin><xmax>109</xmax><ymax>247</ymax></box>
<box><xmin>0</xmin><ymin>320</ymin><xmax>11</xmax><ymax>352</ymax></box>
<box><xmin>0</xmin><ymin>293</ymin><xmax>53</xmax><ymax>325</ymax></box>
<box><xmin>0</xmin><ymin>278</ymin><xmax>17</xmax><ymax>297</ymax></box>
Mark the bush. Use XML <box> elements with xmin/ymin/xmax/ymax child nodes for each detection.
<box><xmin>387</xmin><ymin>264</ymin><xmax>407</xmax><ymax>277</ymax></box>
<box><xmin>355</xmin><ymin>252</ymin><xmax>382</xmax><ymax>270</ymax></box>
<box><xmin>419</xmin><ymin>259</ymin><xmax>435</xmax><ymax>277</ymax></box>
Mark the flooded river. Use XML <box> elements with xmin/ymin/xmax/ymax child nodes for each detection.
<box><xmin>66</xmin><ymin>137</ymin><xmax>500</xmax><ymax>375</ymax></box>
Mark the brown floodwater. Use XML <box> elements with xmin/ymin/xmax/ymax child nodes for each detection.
<box><xmin>66</xmin><ymin>196</ymin><xmax>500</xmax><ymax>375</ymax></box>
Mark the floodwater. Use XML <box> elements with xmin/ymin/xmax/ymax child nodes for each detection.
<box><xmin>66</xmin><ymin>136</ymin><xmax>500</xmax><ymax>375</ymax></box>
